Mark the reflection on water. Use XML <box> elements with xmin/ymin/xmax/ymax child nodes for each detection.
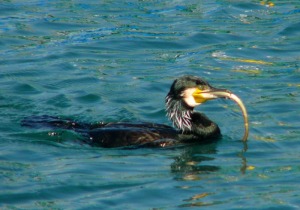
<box><xmin>171</xmin><ymin>140</ymin><xmax>250</xmax><ymax>177</ymax></box>
<box><xmin>171</xmin><ymin>143</ymin><xmax>219</xmax><ymax>181</ymax></box>
<box><xmin>170</xmin><ymin>141</ymin><xmax>251</xmax><ymax>208</ymax></box>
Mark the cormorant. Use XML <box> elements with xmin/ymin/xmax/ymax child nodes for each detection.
<box><xmin>21</xmin><ymin>75</ymin><xmax>249</xmax><ymax>148</ymax></box>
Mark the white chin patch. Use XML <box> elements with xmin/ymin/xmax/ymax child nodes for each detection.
<box><xmin>181</xmin><ymin>88</ymin><xmax>201</xmax><ymax>108</ymax></box>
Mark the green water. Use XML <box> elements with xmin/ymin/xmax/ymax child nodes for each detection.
<box><xmin>1</xmin><ymin>1</ymin><xmax>300</xmax><ymax>209</ymax></box>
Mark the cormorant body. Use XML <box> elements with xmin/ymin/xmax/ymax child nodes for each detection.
<box><xmin>21</xmin><ymin>75</ymin><xmax>242</xmax><ymax>148</ymax></box>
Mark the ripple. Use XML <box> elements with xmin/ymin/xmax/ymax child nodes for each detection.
<box><xmin>46</xmin><ymin>94</ymin><xmax>72</xmax><ymax>108</ymax></box>
<box><xmin>74</xmin><ymin>93</ymin><xmax>101</xmax><ymax>104</ymax></box>
<box><xmin>12</xmin><ymin>83</ymin><xmax>41</xmax><ymax>95</ymax></box>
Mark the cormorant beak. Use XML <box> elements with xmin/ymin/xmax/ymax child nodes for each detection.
<box><xmin>192</xmin><ymin>87</ymin><xmax>232</xmax><ymax>103</ymax></box>
<box><xmin>192</xmin><ymin>87</ymin><xmax>249</xmax><ymax>142</ymax></box>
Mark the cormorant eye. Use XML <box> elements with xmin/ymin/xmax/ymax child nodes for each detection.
<box><xmin>195</xmin><ymin>80</ymin><xmax>204</xmax><ymax>90</ymax></box>
<box><xmin>195</xmin><ymin>80</ymin><xmax>201</xmax><ymax>85</ymax></box>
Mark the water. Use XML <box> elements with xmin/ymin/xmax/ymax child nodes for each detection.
<box><xmin>1</xmin><ymin>0</ymin><xmax>300</xmax><ymax>209</ymax></box>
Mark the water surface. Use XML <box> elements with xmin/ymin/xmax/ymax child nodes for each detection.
<box><xmin>1</xmin><ymin>1</ymin><xmax>300</xmax><ymax>209</ymax></box>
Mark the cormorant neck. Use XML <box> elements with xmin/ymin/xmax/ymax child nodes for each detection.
<box><xmin>165</xmin><ymin>95</ymin><xmax>194</xmax><ymax>132</ymax></box>
<box><xmin>165</xmin><ymin>95</ymin><xmax>221</xmax><ymax>138</ymax></box>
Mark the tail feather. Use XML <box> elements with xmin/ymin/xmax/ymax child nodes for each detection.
<box><xmin>21</xmin><ymin>115</ymin><xmax>90</xmax><ymax>131</ymax></box>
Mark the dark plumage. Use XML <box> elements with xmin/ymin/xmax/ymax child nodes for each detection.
<box><xmin>22</xmin><ymin>75</ymin><xmax>248</xmax><ymax>148</ymax></box>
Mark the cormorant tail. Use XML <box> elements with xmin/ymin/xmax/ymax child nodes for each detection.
<box><xmin>21</xmin><ymin>115</ymin><xmax>90</xmax><ymax>132</ymax></box>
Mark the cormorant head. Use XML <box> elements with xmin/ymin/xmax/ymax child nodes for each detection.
<box><xmin>165</xmin><ymin>75</ymin><xmax>223</xmax><ymax>132</ymax></box>
<box><xmin>165</xmin><ymin>75</ymin><xmax>249</xmax><ymax>141</ymax></box>
<box><xmin>166</xmin><ymin>75</ymin><xmax>230</xmax><ymax>108</ymax></box>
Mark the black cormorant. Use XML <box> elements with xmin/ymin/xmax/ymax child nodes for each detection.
<box><xmin>22</xmin><ymin>75</ymin><xmax>249</xmax><ymax>148</ymax></box>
